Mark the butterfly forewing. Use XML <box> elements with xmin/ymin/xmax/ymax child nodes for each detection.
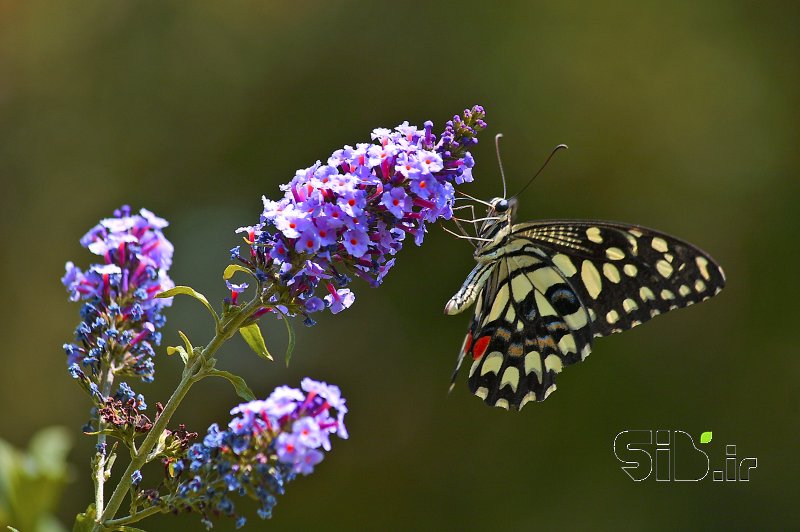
<box><xmin>511</xmin><ymin>221</ymin><xmax>726</xmax><ymax>336</ymax></box>
<box><xmin>452</xmin><ymin>218</ymin><xmax>725</xmax><ymax>410</ymax></box>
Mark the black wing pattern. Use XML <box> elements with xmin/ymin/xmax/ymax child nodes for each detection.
<box><xmin>511</xmin><ymin>221</ymin><xmax>726</xmax><ymax>336</ymax></box>
<box><xmin>456</xmin><ymin>220</ymin><xmax>725</xmax><ymax>410</ymax></box>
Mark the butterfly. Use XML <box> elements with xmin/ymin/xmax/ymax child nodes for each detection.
<box><xmin>445</xmin><ymin>143</ymin><xmax>726</xmax><ymax>411</ymax></box>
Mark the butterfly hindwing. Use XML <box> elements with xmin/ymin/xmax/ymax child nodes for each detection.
<box><xmin>461</xmin><ymin>250</ymin><xmax>594</xmax><ymax>410</ymax></box>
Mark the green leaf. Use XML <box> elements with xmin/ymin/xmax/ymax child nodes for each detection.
<box><xmin>72</xmin><ymin>507</ymin><xmax>96</xmax><ymax>532</ymax></box>
<box><xmin>166</xmin><ymin>346</ymin><xmax>188</xmax><ymax>365</ymax></box>
<box><xmin>273</xmin><ymin>307</ymin><xmax>296</xmax><ymax>367</ymax></box>
<box><xmin>700</xmin><ymin>431</ymin><xmax>713</xmax><ymax>444</ymax></box>
<box><xmin>239</xmin><ymin>323</ymin><xmax>273</xmax><ymax>362</ymax></box>
<box><xmin>205</xmin><ymin>369</ymin><xmax>256</xmax><ymax>402</ymax></box>
<box><xmin>157</xmin><ymin>286</ymin><xmax>218</xmax><ymax>324</ymax></box>
<box><xmin>223</xmin><ymin>264</ymin><xmax>255</xmax><ymax>280</ymax></box>
<box><xmin>166</xmin><ymin>330</ymin><xmax>194</xmax><ymax>364</ymax></box>
<box><xmin>178</xmin><ymin>330</ymin><xmax>194</xmax><ymax>353</ymax></box>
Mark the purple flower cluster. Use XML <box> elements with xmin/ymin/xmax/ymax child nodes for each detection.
<box><xmin>231</xmin><ymin>106</ymin><xmax>486</xmax><ymax>323</ymax></box>
<box><xmin>164</xmin><ymin>379</ymin><xmax>347</xmax><ymax>528</ymax></box>
<box><xmin>62</xmin><ymin>206</ymin><xmax>174</xmax><ymax>389</ymax></box>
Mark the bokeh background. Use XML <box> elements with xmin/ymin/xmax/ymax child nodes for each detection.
<box><xmin>1</xmin><ymin>1</ymin><xmax>798</xmax><ymax>530</ymax></box>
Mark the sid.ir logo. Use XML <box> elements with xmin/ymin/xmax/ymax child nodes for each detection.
<box><xmin>613</xmin><ymin>430</ymin><xmax>757</xmax><ymax>482</ymax></box>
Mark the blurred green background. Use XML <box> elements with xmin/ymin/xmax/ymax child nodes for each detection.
<box><xmin>1</xmin><ymin>1</ymin><xmax>797</xmax><ymax>530</ymax></box>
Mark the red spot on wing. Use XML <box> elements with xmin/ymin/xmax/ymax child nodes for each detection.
<box><xmin>472</xmin><ymin>336</ymin><xmax>491</xmax><ymax>360</ymax></box>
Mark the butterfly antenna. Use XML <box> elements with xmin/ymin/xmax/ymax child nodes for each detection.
<box><xmin>495</xmin><ymin>133</ymin><xmax>507</xmax><ymax>199</ymax></box>
<box><xmin>511</xmin><ymin>143</ymin><xmax>568</xmax><ymax>199</ymax></box>
<box><xmin>455</xmin><ymin>189</ymin><xmax>493</xmax><ymax>207</ymax></box>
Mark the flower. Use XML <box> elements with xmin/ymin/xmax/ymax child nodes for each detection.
<box><xmin>226</xmin><ymin>280</ymin><xmax>249</xmax><ymax>305</ymax></box>
<box><xmin>62</xmin><ymin>206</ymin><xmax>174</xmax><ymax>414</ymax></box>
<box><xmin>162</xmin><ymin>379</ymin><xmax>347</xmax><ymax>527</ymax></box>
<box><xmin>230</xmin><ymin>106</ymin><xmax>486</xmax><ymax>324</ymax></box>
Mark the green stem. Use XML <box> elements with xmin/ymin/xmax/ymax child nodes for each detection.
<box><xmin>92</xmin><ymin>296</ymin><xmax>263</xmax><ymax>531</ymax></box>
<box><xmin>94</xmin><ymin>366</ymin><xmax>116</xmax><ymax>516</ymax></box>
<box><xmin>103</xmin><ymin>505</ymin><xmax>163</xmax><ymax>527</ymax></box>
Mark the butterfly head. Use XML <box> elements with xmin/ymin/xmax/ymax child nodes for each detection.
<box><xmin>469</xmin><ymin>197</ymin><xmax>517</xmax><ymax>256</ymax></box>
<box><xmin>488</xmin><ymin>197</ymin><xmax>517</xmax><ymax>221</ymax></box>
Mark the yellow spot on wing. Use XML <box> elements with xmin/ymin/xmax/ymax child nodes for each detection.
<box><xmin>558</xmin><ymin>333</ymin><xmax>577</xmax><ymax>355</ymax></box>
<box><xmin>603</xmin><ymin>263</ymin><xmax>621</xmax><ymax>283</ymax></box>
<box><xmin>651</xmin><ymin>237</ymin><xmax>668</xmax><ymax>253</ymax></box>
<box><xmin>656</xmin><ymin>259</ymin><xmax>673</xmax><ymax>278</ymax></box>
<box><xmin>696</xmin><ymin>256</ymin><xmax>711</xmax><ymax>280</ymax></box>
<box><xmin>505</xmin><ymin>305</ymin><xmax>516</xmax><ymax>323</ymax></box>
<box><xmin>480</xmin><ymin>351</ymin><xmax>504</xmax><ymax>376</ymax></box>
<box><xmin>520</xmin><ymin>392</ymin><xmax>537</xmax><ymax>407</ymax></box>
<box><xmin>564</xmin><ymin>307</ymin><xmax>589</xmax><ymax>330</ymax></box>
<box><xmin>543</xmin><ymin>384</ymin><xmax>557</xmax><ymax>399</ymax></box>
<box><xmin>639</xmin><ymin>286</ymin><xmax>655</xmax><ymax>301</ymax></box>
<box><xmin>623</xmin><ymin>298</ymin><xmax>638</xmax><ymax>312</ymax></box>
<box><xmin>552</xmin><ymin>253</ymin><xmax>578</xmax><ymax>276</ymax></box>
<box><xmin>535</xmin><ymin>291</ymin><xmax>558</xmax><ymax>317</ymax></box>
<box><xmin>494</xmin><ymin>398</ymin><xmax>510</xmax><ymax>410</ymax></box>
<box><xmin>500</xmin><ymin>367</ymin><xmax>520</xmax><ymax>392</ymax></box>
<box><xmin>586</xmin><ymin>227</ymin><xmax>603</xmax><ymax>243</ymax></box>
<box><xmin>485</xmin><ymin>285</ymin><xmax>509</xmax><ymax>324</ymax></box>
<box><xmin>605</xmin><ymin>247</ymin><xmax>625</xmax><ymax>260</ymax></box>
<box><xmin>581</xmin><ymin>260</ymin><xmax>603</xmax><ymax>299</ymax></box>
<box><xmin>510</xmin><ymin>274</ymin><xmax>532</xmax><ymax>303</ymax></box>
<box><xmin>524</xmin><ymin>351</ymin><xmax>542</xmax><ymax>382</ymax></box>
<box><xmin>544</xmin><ymin>354</ymin><xmax>563</xmax><ymax>373</ymax></box>
<box><xmin>530</xmin><ymin>267</ymin><xmax>563</xmax><ymax>292</ymax></box>
<box><xmin>624</xmin><ymin>264</ymin><xmax>638</xmax><ymax>277</ymax></box>
<box><xmin>469</xmin><ymin>359</ymin><xmax>481</xmax><ymax>377</ymax></box>
<box><xmin>606</xmin><ymin>310</ymin><xmax>619</xmax><ymax>324</ymax></box>
<box><xmin>510</xmin><ymin>255</ymin><xmax>541</xmax><ymax>269</ymax></box>
<box><xmin>581</xmin><ymin>344</ymin><xmax>592</xmax><ymax>360</ymax></box>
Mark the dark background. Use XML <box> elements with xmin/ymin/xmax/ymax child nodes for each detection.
<box><xmin>1</xmin><ymin>1</ymin><xmax>797</xmax><ymax>530</ymax></box>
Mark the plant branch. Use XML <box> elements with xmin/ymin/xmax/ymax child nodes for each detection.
<box><xmin>94</xmin><ymin>365</ymin><xmax>116</xmax><ymax>517</ymax></box>
<box><xmin>103</xmin><ymin>505</ymin><xmax>164</xmax><ymax>527</ymax></box>
<box><xmin>92</xmin><ymin>294</ymin><xmax>264</xmax><ymax>531</ymax></box>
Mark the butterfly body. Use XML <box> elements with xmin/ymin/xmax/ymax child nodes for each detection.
<box><xmin>446</xmin><ymin>197</ymin><xmax>726</xmax><ymax>410</ymax></box>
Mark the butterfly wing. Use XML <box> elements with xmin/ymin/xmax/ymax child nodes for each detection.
<box><xmin>453</xmin><ymin>219</ymin><xmax>725</xmax><ymax>410</ymax></box>
<box><xmin>509</xmin><ymin>220</ymin><xmax>726</xmax><ymax>336</ymax></box>
<box><xmin>457</xmin><ymin>247</ymin><xmax>595</xmax><ymax>410</ymax></box>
